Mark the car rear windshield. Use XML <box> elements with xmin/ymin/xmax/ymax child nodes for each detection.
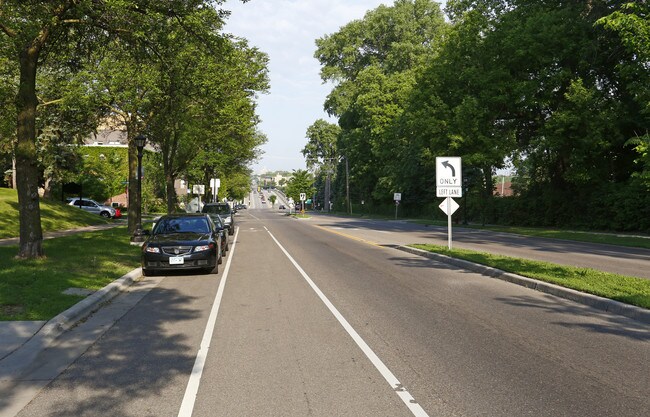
<box><xmin>202</xmin><ymin>204</ymin><xmax>231</xmax><ymax>215</ymax></box>
<box><xmin>154</xmin><ymin>217</ymin><xmax>210</xmax><ymax>234</ymax></box>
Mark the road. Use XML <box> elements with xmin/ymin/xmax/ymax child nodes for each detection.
<box><xmin>6</xmin><ymin>208</ymin><xmax>650</xmax><ymax>417</ymax></box>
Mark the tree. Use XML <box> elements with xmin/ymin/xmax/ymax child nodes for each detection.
<box><xmin>314</xmin><ymin>0</ymin><xmax>447</xmax><ymax>205</ymax></box>
<box><xmin>285</xmin><ymin>170</ymin><xmax>315</xmax><ymax>203</ymax></box>
<box><xmin>268</xmin><ymin>194</ymin><xmax>276</xmax><ymax>207</ymax></box>
<box><xmin>0</xmin><ymin>0</ymin><xmax>240</xmax><ymax>257</ymax></box>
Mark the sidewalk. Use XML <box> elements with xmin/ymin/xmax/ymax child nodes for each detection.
<box><xmin>0</xmin><ymin>221</ymin><xmax>131</xmax><ymax>379</ymax></box>
<box><xmin>0</xmin><ymin>268</ymin><xmax>141</xmax><ymax>379</ymax></box>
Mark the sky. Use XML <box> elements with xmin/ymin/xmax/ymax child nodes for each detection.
<box><xmin>221</xmin><ymin>0</ymin><xmax>432</xmax><ymax>175</ymax></box>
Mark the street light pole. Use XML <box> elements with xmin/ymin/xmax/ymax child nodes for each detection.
<box><xmin>131</xmin><ymin>134</ymin><xmax>147</xmax><ymax>243</ymax></box>
<box><xmin>343</xmin><ymin>156</ymin><xmax>351</xmax><ymax>214</ymax></box>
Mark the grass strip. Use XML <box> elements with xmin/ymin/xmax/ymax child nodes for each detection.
<box><xmin>0</xmin><ymin>226</ymin><xmax>141</xmax><ymax>321</ymax></box>
<box><xmin>0</xmin><ymin>188</ymin><xmax>109</xmax><ymax>239</ymax></box>
<box><xmin>408</xmin><ymin>220</ymin><xmax>650</xmax><ymax>249</ymax></box>
<box><xmin>411</xmin><ymin>243</ymin><xmax>650</xmax><ymax>309</ymax></box>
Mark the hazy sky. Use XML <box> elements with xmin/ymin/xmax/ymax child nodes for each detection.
<box><xmin>222</xmin><ymin>0</ymin><xmax>401</xmax><ymax>174</ymax></box>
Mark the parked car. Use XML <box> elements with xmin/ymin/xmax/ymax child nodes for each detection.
<box><xmin>210</xmin><ymin>213</ymin><xmax>229</xmax><ymax>255</ymax></box>
<box><xmin>68</xmin><ymin>198</ymin><xmax>119</xmax><ymax>219</ymax></box>
<box><xmin>279</xmin><ymin>205</ymin><xmax>286</xmax><ymax>210</ymax></box>
<box><xmin>141</xmin><ymin>213</ymin><xmax>222</xmax><ymax>276</ymax></box>
<box><xmin>202</xmin><ymin>203</ymin><xmax>235</xmax><ymax>235</ymax></box>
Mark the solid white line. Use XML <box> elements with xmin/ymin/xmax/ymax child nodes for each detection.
<box><xmin>266</xmin><ymin>230</ymin><xmax>430</xmax><ymax>417</ymax></box>
<box><xmin>177</xmin><ymin>227</ymin><xmax>239</xmax><ymax>417</ymax></box>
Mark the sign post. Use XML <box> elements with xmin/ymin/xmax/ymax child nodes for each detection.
<box><xmin>436</xmin><ymin>157</ymin><xmax>462</xmax><ymax>249</ymax></box>
<box><xmin>438</xmin><ymin>197</ymin><xmax>460</xmax><ymax>249</ymax></box>
<box><xmin>193</xmin><ymin>184</ymin><xmax>205</xmax><ymax>211</ymax></box>
<box><xmin>300</xmin><ymin>193</ymin><xmax>306</xmax><ymax>214</ymax></box>
<box><xmin>209</xmin><ymin>178</ymin><xmax>220</xmax><ymax>202</ymax></box>
<box><xmin>394</xmin><ymin>192</ymin><xmax>401</xmax><ymax>220</ymax></box>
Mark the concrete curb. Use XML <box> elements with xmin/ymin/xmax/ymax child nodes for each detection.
<box><xmin>396</xmin><ymin>245</ymin><xmax>650</xmax><ymax>325</ymax></box>
<box><xmin>0</xmin><ymin>267</ymin><xmax>142</xmax><ymax>378</ymax></box>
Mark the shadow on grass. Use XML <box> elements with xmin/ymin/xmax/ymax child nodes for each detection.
<box><xmin>0</xmin><ymin>227</ymin><xmax>140</xmax><ymax>321</ymax></box>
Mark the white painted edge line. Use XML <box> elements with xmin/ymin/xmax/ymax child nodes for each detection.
<box><xmin>266</xmin><ymin>229</ymin><xmax>430</xmax><ymax>417</ymax></box>
<box><xmin>177</xmin><ymin>226</ymin><xmax>239</xmax><ymax>417</ymax></box>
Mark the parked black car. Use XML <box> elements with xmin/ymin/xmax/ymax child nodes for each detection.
<box><xmin>202</xmin><ymin>203</ymin><xmax>235</xmax><ymax>235</ymax></box>
<box><xmin>211</xmin><ymin>213</ymin><xmax>229</xmax><ymax>255</ymax></box>
<box><xmin>141</xmin><ymin>213</ymin><xmax>222</xmax><ymax>276</ymax></box>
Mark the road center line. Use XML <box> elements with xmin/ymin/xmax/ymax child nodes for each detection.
<box><xmin>177</xmin><ymin>226</ymin><xmax>239</xmax><ymax>417</ymax></box>
<box><xmin>313</xmin><ymin>224</ymin><xmax>381</xmax><ymax>247</ymax></box>
<box><xmin>266</xmin><ymin>229</ymin><xmax>430</xmax><ymax>417</ymax></box>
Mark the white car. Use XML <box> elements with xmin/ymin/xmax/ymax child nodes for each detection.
<box><xmin>68</xmin><ymin>198</ymin><xmax>118</xmax><ymax>218</ymax></box>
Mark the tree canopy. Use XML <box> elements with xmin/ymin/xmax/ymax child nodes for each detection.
<box><xmin>0</xmin><ymin>0</ymin><xmax>268</xmax><ymax>257</ymax></box>
<box><xmin>311</xmin><ymin>0</ymin><xmax>649</xmax><ymax>231</ymax></box>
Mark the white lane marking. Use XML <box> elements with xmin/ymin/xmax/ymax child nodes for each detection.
<box><xmin>177</xmin><ymin>226</ymin><xmax>239</xmax><ymax>417</ymax></box>
<box><xmin>266</xmin><ymin>230</ymin><xmax>430</xmax><ymax>417</ymax></box>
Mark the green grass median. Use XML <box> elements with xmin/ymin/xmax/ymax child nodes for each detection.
<box><xmin>408</xmin><ymin>219</ymin><xmax>650</xmax><ymax>249</ymax></box>
<box><xmin>411</xmin><ymin>244</ymin><xmax>650</xmax><ymax>309</ymax></box>
<box><xmin>0</xmin><ymin>227</ymin><xmax>141</xmax><ymax>321</ymax></box>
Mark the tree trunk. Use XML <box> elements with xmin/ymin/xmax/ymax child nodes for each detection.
<box><xmin>127</xmin><ymin>133</ymin><xmax>138</xmax><ymax>234</ymax></box>
<box><xmin>166</xmin><ymin>174</ymin><xmax>176</xmax><ymax>214</ymax></box>
<box><xmin>15</xmin><ymin>44</ymin><xmax>44</xmax><ymax>258</ymax></box>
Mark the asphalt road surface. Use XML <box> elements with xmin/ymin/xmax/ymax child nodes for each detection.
<box><xmin>8</xmin><ymin>208</ymin><xmax>650</xmax><ymax>417</ymax></box>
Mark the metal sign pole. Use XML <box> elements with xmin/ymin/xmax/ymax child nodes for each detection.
<box><xmin>447</xmin><ymin>197</ymin><xmax>452</xmax><ymax>250</ymax></box>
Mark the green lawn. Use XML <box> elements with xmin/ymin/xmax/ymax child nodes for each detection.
<box><xmin>0</xmin><ymin>227</ymin><xmax>141</xmax><ymax>321</ymax></box>
<box><xmin>411</xmin><ymin>244</ymin><xmax>650</xmax><ymax>309</ymax></box>
<box><xmin>0</xmin><ymin>188</ymin><xmax>110</xmax><ymax>239</ymax></box>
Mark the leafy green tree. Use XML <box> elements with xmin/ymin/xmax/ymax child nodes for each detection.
<box><xmin>285</xmin><ymin>170</ymin><xmax>315</xmax><ymax>204</ymax></box>
<box><xmin>315</xmin><ymin>0</ymin><xmax>447</xmax><ymax>206</ymax></box>
<box><xmin>598</xmin><ymin>2</ymin><xmax>650</xmax><ymax>189</ymax></box>
<box><xmin>0</xmin><ymin>0</ymin><xmax>241</xmax><ymax>257</ymax></box>
<box><xmin>268</xmin><ymin>194</ymin><xmax>276</xmax><ymax>207</ymax></box>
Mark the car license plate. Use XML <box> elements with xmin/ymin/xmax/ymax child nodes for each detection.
<box><xmin>169</xmin><ymin>256</ymin><xmax>184</xmax><ymax>265</ymax></box>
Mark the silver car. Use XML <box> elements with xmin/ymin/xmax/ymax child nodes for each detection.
<box><xmin>68</xmin><ymin>198</ymin><xmax>118</xmax><ymax>218</ymax></box>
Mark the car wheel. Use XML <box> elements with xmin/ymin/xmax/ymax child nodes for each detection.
<box><xmin>142</xmin><ymin>268</ymin><xmax>156</xmax><ymax>277</ymax></box>
<box><xmin>218</xmin><ymin>252</ymin><xmax>223</xmax><ymax>264</ymax></box>
<box><xmin>228</xmin><ymin>227</ymin><xmax>234</xmax><ymax>235</ymax></box>
<box><xmin>100</xmin><ymin>211</ymin><xmax>111</xmax><ymax>218</ymax></box>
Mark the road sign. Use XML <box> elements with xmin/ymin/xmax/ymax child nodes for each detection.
<box><xmin>436</xmin><ymin>157</ymin><xmax>462</xmax><ymax>197</ymax></box>
<box><xmin>394</xmin><ymin>192</ymin><xmax>402</xmax><ymax>201</ymax></box>
<box><xmin>299</xmin><ymin>193</ymin><xmax>306</xmax><ymax>201</ymax></box>
<box><xmin>437</xmin><ymin>187</ymin><xmax>463</xmax><ymax>197</ymax></box>
<box><xmin>192</xmin><ymin>184</ymin><xmax>205</xmax><ymax>194</ymax></box>
<box><xmin>438</xmin><ymin>197</ymin><xmax>459</xmax><ymax>216</ymax></box>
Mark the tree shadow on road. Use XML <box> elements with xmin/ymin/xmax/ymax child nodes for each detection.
<box><xmin>2</xmin><ymin>283</ymin><xmax>209</xmax><ymax>417</ymax></box>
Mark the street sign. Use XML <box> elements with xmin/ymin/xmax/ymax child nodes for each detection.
<box><xmin>394</xmin><ymin>192</ymin><xmax>402</xmax><ymax>201</ymax></box>
<box><xmin>299</xmin><ymin>193</ymin><xmax>306</xmax><ymax>201</ymax></box>
<box><xmin>438</xmin><ymin>197</ymin><xmax>459</xmax><ymax>216</ymax></box>
<box><xmin>192</xmin><ymin>184</ymin><xmax>205</xmax><ymax>194</ymax></box>
<box><xmin>437</xmin><ymin>187</ymin><xmax>462</xmax><ymax>197</ymax></box>
<box><xmin>436</xmin><ymin>157</ymin><xmax>462</xmax><ymax>197</ymax></box>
